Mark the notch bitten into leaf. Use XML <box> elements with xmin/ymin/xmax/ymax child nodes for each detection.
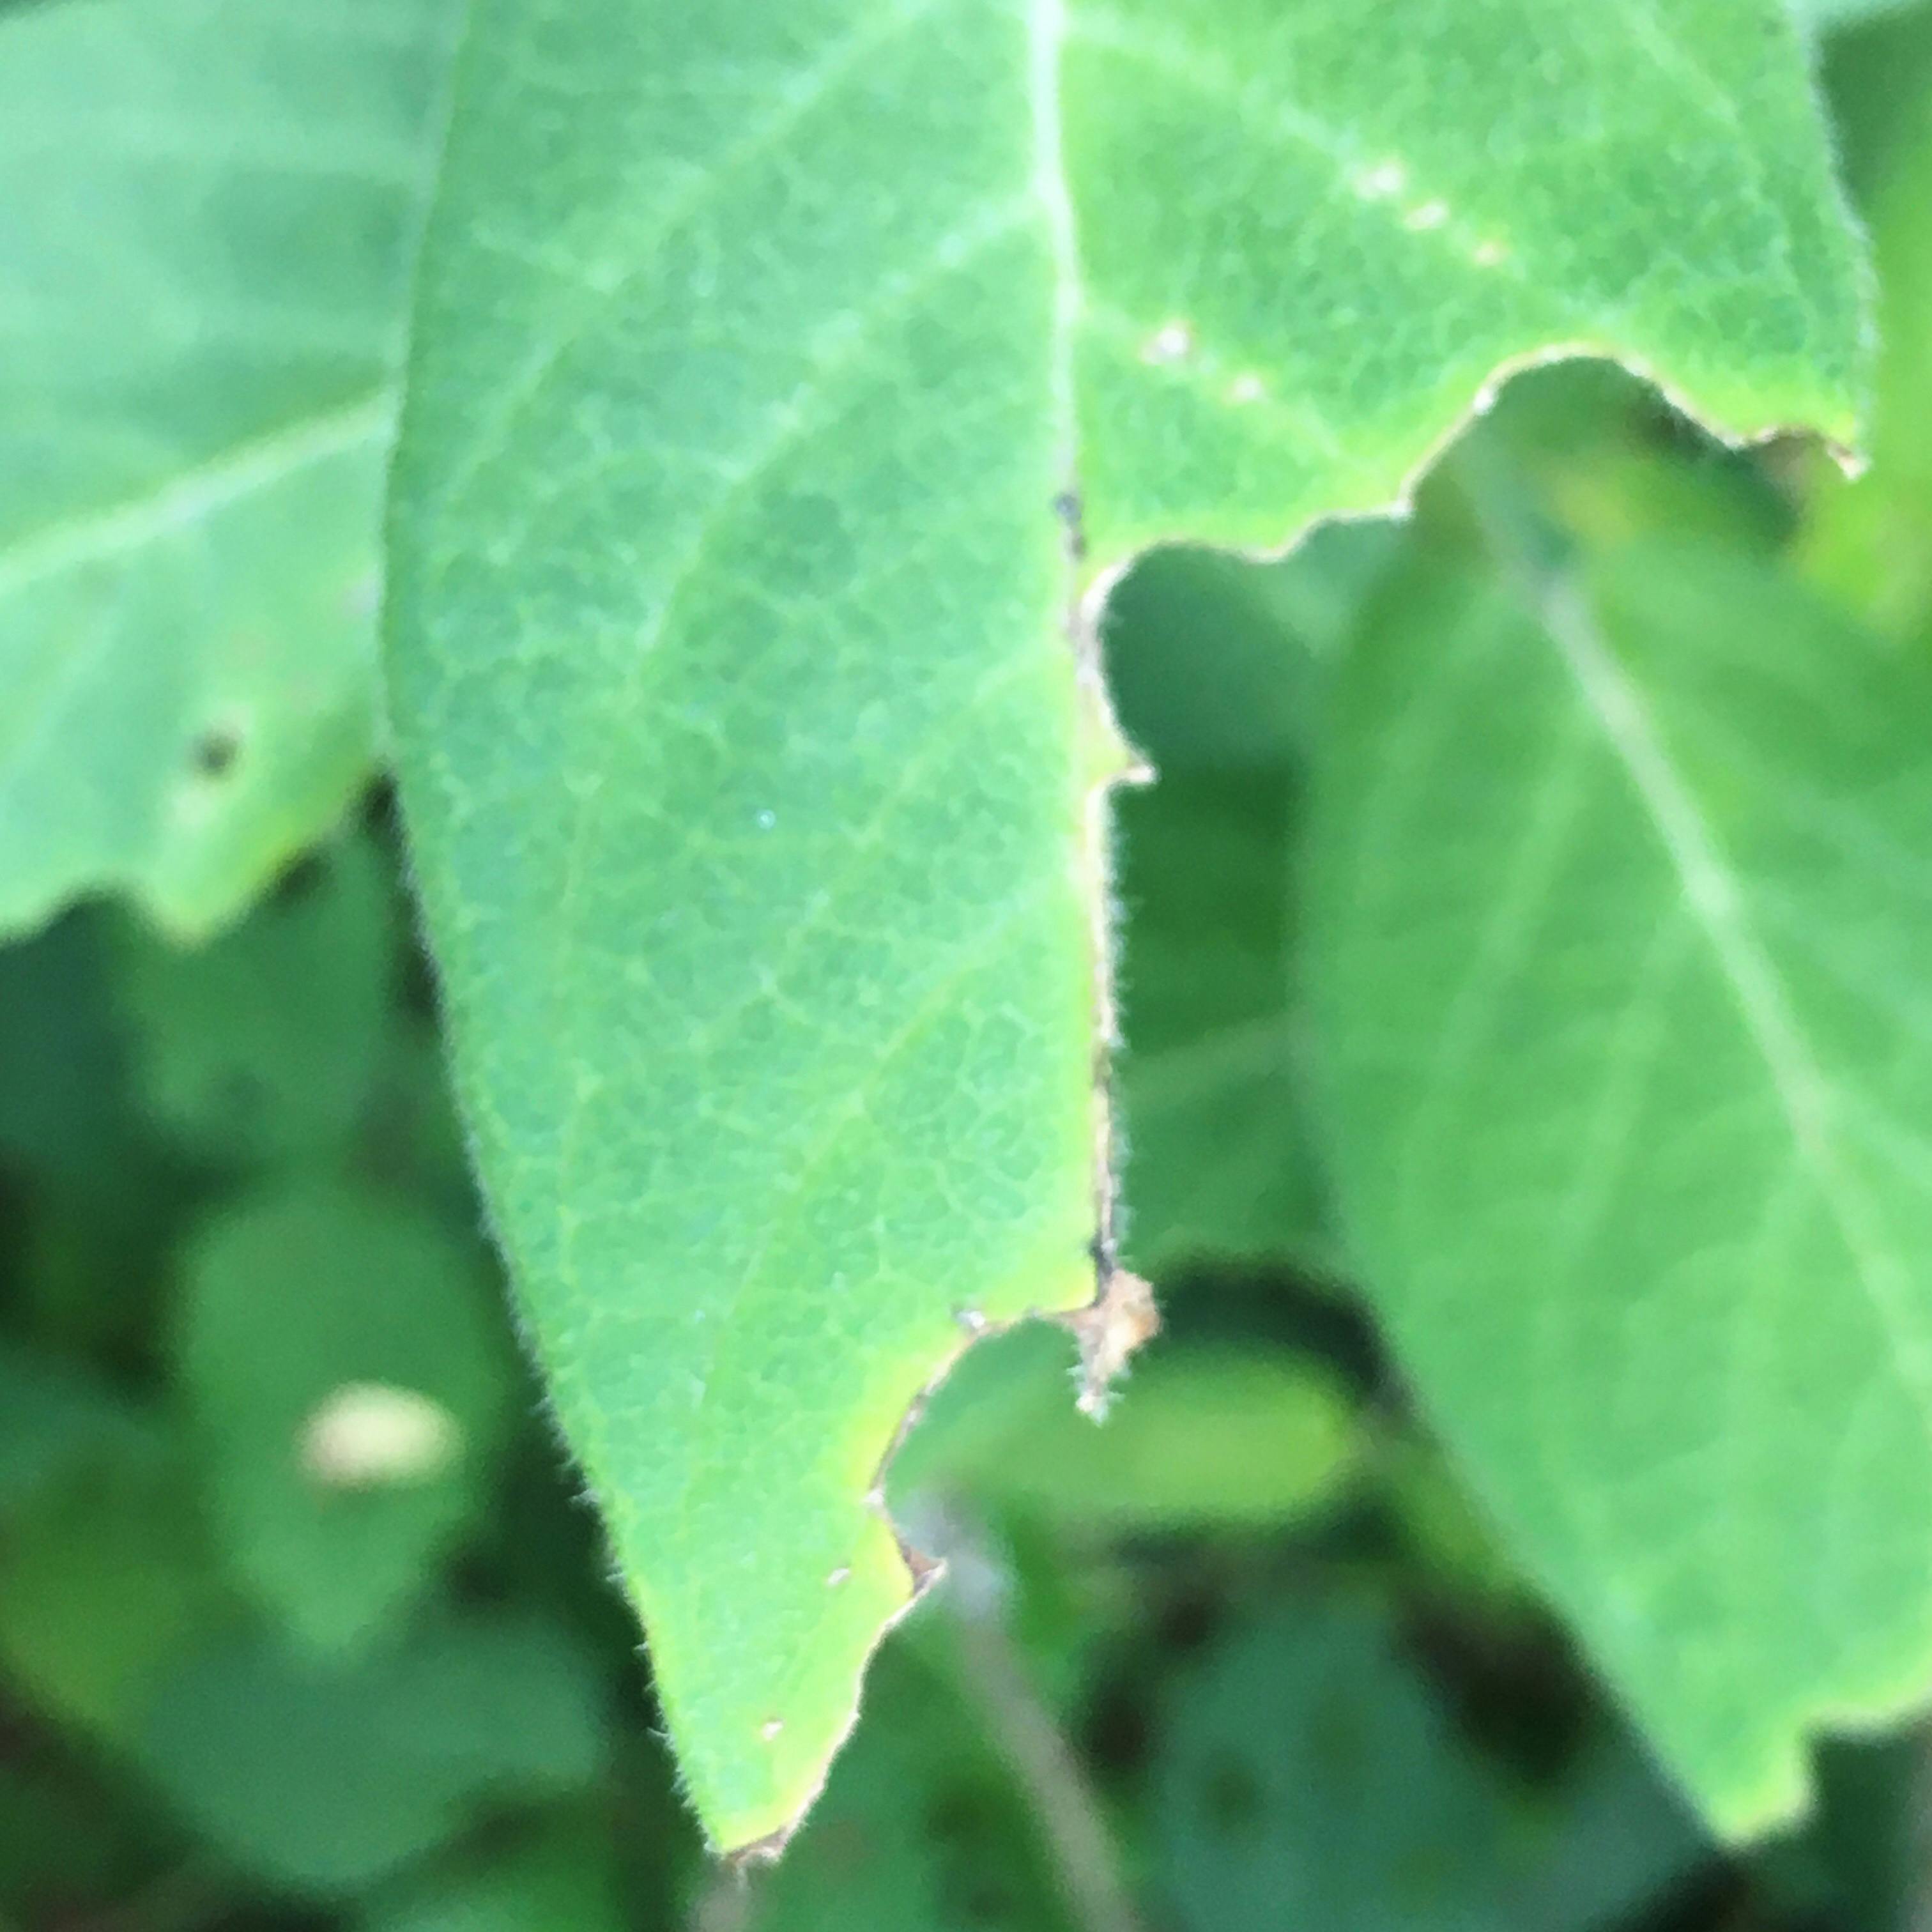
<box><xmin>386</xmin><ymin>0</ymin><xmax>1866</xmax><ymax>1848</ymax></box>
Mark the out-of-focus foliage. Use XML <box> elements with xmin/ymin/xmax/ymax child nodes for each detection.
<box><xmin>1805</xmin><ymin>4</ymin><xmax>1932</xmax><ymax>632</ymax></box>
<box><xmin>3</xmin><ymin>2</ymin><xmax>1932</xmax><ymax>1928</ymax></box>
<box><xmin>1153</xmin><ymin>1600</ymin><xmax>1703</xmax><ymax>1932</ymax></box>
<box><xmin>1107</xmin><ymin>523</ymin><xmax>1400</xmax><ymax>1282</ymax></box>
<box><xmin>0</xmin><ymin>0</ymin><xmax>461</xmax><ymax>940</ymax></box>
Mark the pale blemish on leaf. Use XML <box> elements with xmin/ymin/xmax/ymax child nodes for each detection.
<box><xmin>1140</xmin><ymin>320</ymin><xmax>1195</xmax><ymax>365</ymax></box>
<box><xmin>1353</xmin><ymin>158</ymin><xmax>1408</xmax><ymax>200</ymax></box>
<box><xmin>301</xmin><ymin>1382</ymin><xmax>464</xmax><ymax>1489</ymax></box>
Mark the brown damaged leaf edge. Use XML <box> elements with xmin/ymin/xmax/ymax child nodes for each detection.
<box><xmin>723</xmin><ymin>477</ymin><xmax>1158</xmax><ymax>1869</ymax></box>
<box><xmin>724</xmin><ymin>1294</ymin><xmax>1162</xmax><ymax>1874</ymax></box>
<box><xmin>717</xmin><ymin>334</ymin><xmax>1859</xmax><ymax>1864</ymax></box>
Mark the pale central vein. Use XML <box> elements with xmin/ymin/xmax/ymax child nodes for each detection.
<box><xmin>1538</xmin><ymin>573</ymin><xmax>1932</xmax><ymax>1415</ymax></box>
<box><xmin>1027</xmin><ymin>0</ymin><xmax>1080</xmax><ymax>477</ymax></box>
<box><xmin>0</xmin><ymin>393</ymin><xmax>393</xmax><ymax>601</ymax></box>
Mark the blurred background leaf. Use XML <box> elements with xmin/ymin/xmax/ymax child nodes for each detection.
<box><xmin>1803</xmin><ymin>4</ymin><xmax>1932</xmax><ymax>635</ymax></box>
<box><xmin>1150</xmin><ymin>1598</ymin><xmax>1705</xmax><ymax>1932</ymax></box>
<box><xmin>178</xmin><ymin>1178</ymin><xmax>512</xmax><ymax>1652</ymax></box>
<box><xmin>0</xmin><ymin>0</ymin><xmax>461</xmax><ymax>941</ymax></box>
<box><xmin>112</xmin><ymin>832</ymin><xmax>399</xmax><ymax>1166</ymax></box>
<box><xmin>891</xmin><ymin>1322</ymin><xmax>1361</xmax><ymax>1536</ymax></box>
<box><xmin>739</xmin><ymin>1629</ymin><xmax>1079</xmax><ymax>1932</ymax></box>
<box><xmin>135</xmin><ymin>1611</ymin><xmax>608</xmax><ymax>1894</ymax></box>
<box><xmin>359</xmin><ymin>1823</ymin><xmax>631</xmax><ymax>1932</ymax></box>
<box><xmin>0</xmin><ymin>1436</ymin><xmax>230</xmax><ymax>1744</ymax></box>
<box><xmin>1107</xmin><ymin>523</ymin><xmax>1399</xmax><ymax>1280</ymax></box>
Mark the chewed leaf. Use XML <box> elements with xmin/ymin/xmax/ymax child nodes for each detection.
<box><xmin>387</xmin><ymin>0</ymin><xmax>1864</xmax><ymax>1847</ymax></box>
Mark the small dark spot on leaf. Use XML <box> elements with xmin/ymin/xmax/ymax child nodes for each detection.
<box><xmin>270</xmin><ymin>853</ymin><xmax>328</xmax><ymax>907</ymax></box>
<box><xmin>1052</xmin><ymin>489</ymin><xmax>1087</xmax><ymax>560</ymax></box>
<box><xmin>192</xmin><ymin>726</ymin><xmax>240</xmax><ymax>778</ymax></box>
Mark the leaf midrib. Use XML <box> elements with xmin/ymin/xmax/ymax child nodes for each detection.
<box><xmin>1030</xmin><ymin>0</ymin><xmax>1080</xmax><ymax>482</ymax></box>
<box><xmin>0</xmin><ymin>392</ymin><xmax>393</xmax><ymax>602</ymax></box>
<box><xmin>553</xmin><ymin>0</ymin><xmax>1094</xmax><ymax>1522</ymax></box>
<box><xmin>1540</xmin><ymin>569</ymin><xmax>1932</xmax><ymax>1418</ymax></box>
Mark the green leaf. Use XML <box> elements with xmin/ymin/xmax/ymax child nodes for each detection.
<box><xmin>1153</xmin><ymin>1598</ymin><xmax>1704</xmax><ymax>1932</ymax></box>
<box><xmin>890</xmin><ymin>1324</ymin><xmax>1360</xmax><ymax>1531</ymax></box>
<box><xmin>178</xmin><ymin>1179</ymin><xmax>512</xmax><ymax>1653</ymax></box>
<box><xmin>137</xmin><ymin>1611</ymin><xmax>608</xmax><ymax>1894</ymax></box>
<box><xmin>1803</xmin><ymin>8</ymin><xmax>1932</xmax><ymax>634</ymax></box>
<box><xmin>1818</xmin><ymin>2</ymin><xmax>1932</xmax><ymax>204</ymax></box>
<box><xmin>1792</xmin><ymin>1735</ymin><xmax>1931</xmax><ymax>1932</ymax></box>
<box><xmin>0</xmin><ymin>0</ymin><xmax>458</xmax><ymax>941</ymax></box>
<box><xmin>0</xmin><ymin>908</ymin><xmax>194</xmax><ymax>1359</ymax></box>
<box><xmin>387</xmin><ymin>0</ymin><xmax>1864</xmax><ymax>1844</ymax></box>
<box><xmin>0</xmin><ymin>910</ymin><xmax>146</xmax><ymax>1192</ymax></box>
<box><xmin>113</xmin><ymin>832</ymin><xmax>399</xmax><ymax>1165</ymax></box>
<box><xmin>0</xmin><ymin>1342</ymin><xmax>151</xmax><ymax>1516</ymax></box>
<box><xmin>1377</xmin><ymin>1435</ymin><xmax>1539</xmax><ymax>1618</ymax></box>
<box><xmin>1795</xmin><ymin>0</ymin><xmax>1919</xmax><ymax>32</ymax></box>
<box><xmin>1105</xmin><ymin>526</ymin><xmax>1397</xmax><ymax>771</ymax></box>
<box><xmin>359</xmin><ymin>1824</ymin><xmax>627</xmax><ymax>1932</ymax></box>
<box><xmin>1309</xmin><ymin>533</ymin><xmax>1932</xmax><ymax>1836</ymax></box>
<box><xmin>1107</xmin><ymin>532</ymin><xmax>1396</xmax><ymax>1275</ymax></box>
<box><xmin>0</xmin><ymin>1745</ymin><xmax>176</xmax><ymax>1925</ymax></box>
<box><xmin>0</xmin><ymin>1447</ymin><xmax>232</xmax><ymax>1742</ymax></box>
